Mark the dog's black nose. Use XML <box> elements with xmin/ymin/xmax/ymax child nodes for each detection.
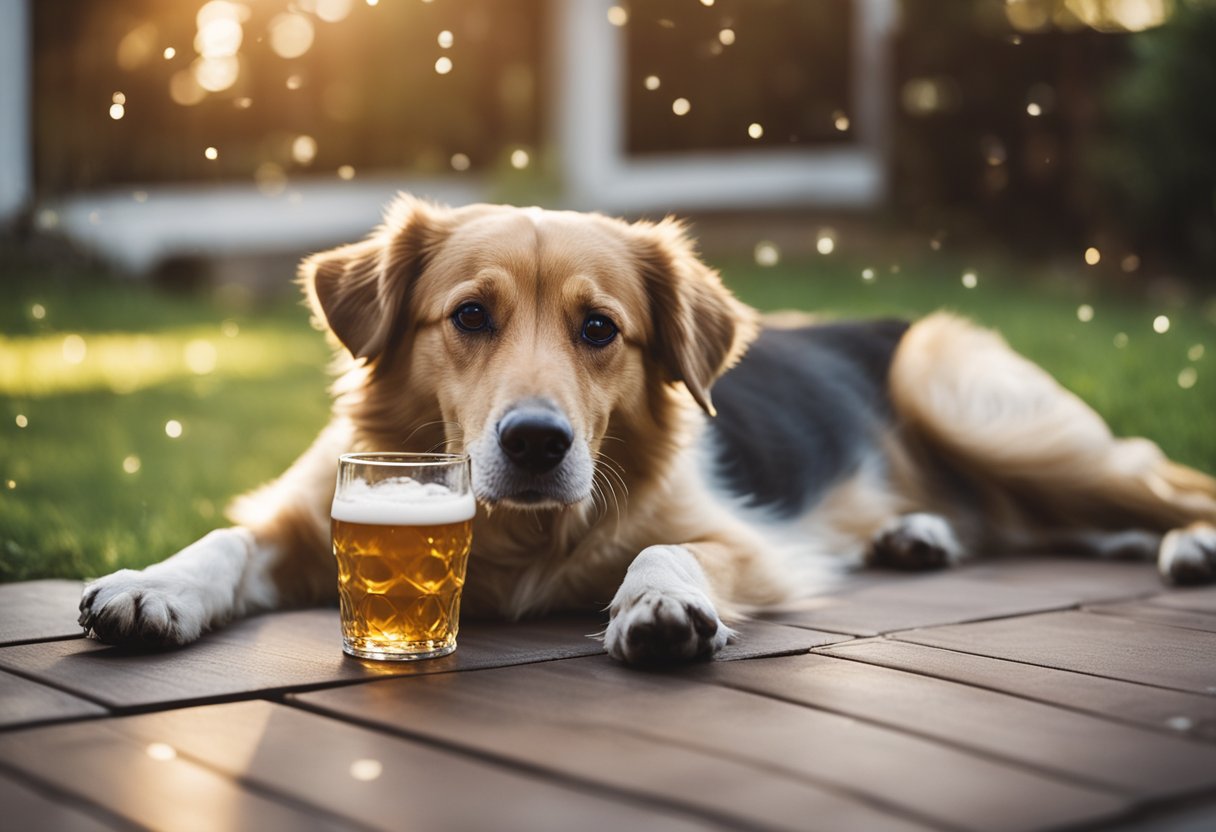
<box><xmin>497</xmin><ymin>407</ymin><xmax>573</xmax><ymax>474</ymax></box>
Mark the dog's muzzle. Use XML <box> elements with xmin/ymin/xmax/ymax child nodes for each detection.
<box><xmin>469</xmin><ymin>399</ymin><xmax>591</xmax><ymax>508</ymax></box>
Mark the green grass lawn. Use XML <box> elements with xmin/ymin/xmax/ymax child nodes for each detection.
<box><xmin>2</xmin><ymin>254</ymin><xmax>1212</xmax><ymax>582</ymax></box>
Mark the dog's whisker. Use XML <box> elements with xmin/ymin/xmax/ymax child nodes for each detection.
<box><xmin>401</xmin><ymin>419</ymin><xmax>464</xmax><ymax>450</ymax></box>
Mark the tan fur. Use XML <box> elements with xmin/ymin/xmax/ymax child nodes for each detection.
<box><xmin>888</xmin><ymin>313</ymin><xmax>1216</xmax><ymax>547</ymax></box>
<box><xmin>226</xmin><ymin>203</ymin><xmax>1215</xmax><ymax>628</ymax></box>
<box><xmin>227</xmin><ymin>195</ymin><xmax>783</xmax><ymax>621</ymax></box>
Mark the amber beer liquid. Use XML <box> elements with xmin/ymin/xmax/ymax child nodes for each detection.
<box><xmin>331</xmin><ymin>456</ymin><xmax>474</xmax><ymax>661</ymax></box>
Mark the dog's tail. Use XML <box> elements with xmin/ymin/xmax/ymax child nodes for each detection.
<box><xmin>888</xmin><ymin>313</ymin><xmax>1216</xmax><ymax>534</ymax></box>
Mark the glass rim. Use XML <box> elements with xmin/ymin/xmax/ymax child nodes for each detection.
<box><xmin>338</xmin><ymin>452</ymin><xmax>469</xmax><ymax>468</ymax></box>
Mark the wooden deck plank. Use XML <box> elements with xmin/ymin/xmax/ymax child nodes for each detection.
<box><xmin>817</xmin><ymin>638</ymin><xmax>1216</xmax><ymax>742</ymax></box>
<box><xmin>773</xmin><ymin>573</ymin><xmax>1079</xmax><ymax>637</ymax></box>
<box><xmin>0</xmin><ymin>610</ymin><xmax>604</xmax><ymax>710</ymax></box>
<box><xmin>776</xmin><ymin>559</ymin><xmax>1165</xmax><ymax>638</ymax></box>
<box><xmin>89</xmin><ymin>699</ymin><xmax>718</xmax><ymax>832</ymax></box>
<box><xmin>716</xmin><ymin>620</ymin><xmax>851</xmax><ymax>661</ymax></box>
<box><xmin>1085</xmin><ymin>601</ymin><xmax>1216</xmax><ymax>634</ymax></box>
<box><xmin>1142</xmin><ymin>586</ymin><xmax>1216</xmax><ymax>614</ymax></box>
<box><xmin>695</xmin><ymin>652</ymin><xmax>1216</xmax><ymax>798</ymax></box>
<box><xmin>291</xmin><ymin>661</ymin><xmax>936</xmax><ymax>832</ymax></box>
<box><xmin>0</xmin><ymin>718</ymin><xmax>345</xmax><ymax>831</ymax></box>
<box><xmin>295</xmin><ymin>656</ymin><xmax>1129</xmax><ymax>832</ymax></box>
<box><xmin>0</xmin><ymin>773</ymin><xmax>123</xmax><ymax>832</ymax></box>
<box><xmin>0</xmin><ymin>580</ymin><xmax>87</xmax><ymax>645</ymax></box>
<box><xmin>895</xmin><ymin>610</ymin><xmax>1216</xmax><ymax>695</ymax></box>
<box><xmin>0</xmin><ymin>668</ymin><xmax>107</xmax><ymax>729</ymax></box>
<box><xmin>957</xmin><ymin>558</ymin><xmax>1164</xmax><ymax>603</ymax></box>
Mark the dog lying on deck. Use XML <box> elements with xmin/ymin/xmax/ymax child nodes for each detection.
<box><xmin>78</xmin><ymin>196</ymin><xmax>1216</xmax><ymax>663</ymax></box>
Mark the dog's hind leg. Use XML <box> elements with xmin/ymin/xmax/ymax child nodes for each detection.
<box><xmin>79</xmin><ymin>421</ymin><xmax>346</xmax><ymax>646</ymax></box>
<box><xmin>889</xmin><ymin>313</ymin><xmax>1216</xmax><ymax>584</ymax></box>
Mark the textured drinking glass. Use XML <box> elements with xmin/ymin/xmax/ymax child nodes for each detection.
<box><xmin>331</xmin><ymin>453</ymin><xmax>474</xmax><ymax>660</ymax></box>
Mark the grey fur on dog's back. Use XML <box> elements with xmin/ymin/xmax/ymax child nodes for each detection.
<box><xmin>706</xmin><ymin>319</ymin><xmax>910</xmax><ymax>518</ymax></box>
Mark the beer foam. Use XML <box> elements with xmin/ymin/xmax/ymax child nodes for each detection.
<box><xmin>332</xmin><ymin>477</ymin><xmax>476</xmax><ymax>525</ymax></box>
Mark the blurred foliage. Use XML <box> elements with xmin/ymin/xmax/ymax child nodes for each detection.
<box><xmin>1092</xmin><ymin>1</ymin><xmax>1216</xmax><ymax>277</ymax></box>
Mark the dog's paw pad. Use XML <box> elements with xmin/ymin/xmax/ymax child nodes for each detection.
<box><xmin>79</xmin><ymin>572</ymin><xmax>202</xmax><ymax>648</ymax></box>
<box><xmin>1159</xmin><ymin>524</ymin><xmax>1216</xmax><ymax>585</ymax></box>
<box><xmin>868</xmin><ymin>513</ymin><xmax>964</xmax><ymax>571</ymax></box>
<box><xmin>605</xmin><ymin>592</ymin><xmax>732</xmax><ymax>665</ymax></box>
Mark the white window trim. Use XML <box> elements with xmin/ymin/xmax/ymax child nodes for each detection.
<box><xmin>553</xmin><ymin>0</ymin><xmax>897</xmax><ymax>212</ymax></box>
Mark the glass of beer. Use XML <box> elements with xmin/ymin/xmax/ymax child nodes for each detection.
<box><xmin>331</xmin><ymin>453</ymin><xmax>474</xmax><ymax>661</ymax></box>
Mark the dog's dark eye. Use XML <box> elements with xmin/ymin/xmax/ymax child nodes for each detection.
<box><xmin>452</xmin><ymin>303</ymin><xmax>490</xmax><ymax>333</ymax></box>
<box><xmin>581</xmin><ymin>314</ymin><xmax>618</xmax><ymax>347</ymax></box>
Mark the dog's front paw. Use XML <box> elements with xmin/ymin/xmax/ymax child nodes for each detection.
<box><xmin>600</xmin><ymin>588</ymin><xmax>724</xmax><ymax>666</ymax></box>
<box><xmin>79</xmin><ymin>570</ymin><xmax>208</xmax><ymax>647</ymax></box>
<box><xmin>605</xmin><ymin>589</ymin><xmax>732</xmax><ymax>665</ymax></box>
<box><xmin>1159</xmin><ymin>523</ymin><xmax>1216</xmax><ymax>585</ymax></box>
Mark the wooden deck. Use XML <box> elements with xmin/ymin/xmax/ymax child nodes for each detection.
<box><xmin>2</xmin><ymin>557</ymin><xmax>1216</xmax><ymax>831</ymax></box>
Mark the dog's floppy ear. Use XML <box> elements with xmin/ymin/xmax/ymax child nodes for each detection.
<box><xmin>632</xmin><ymin>218</ymin><xmax>757</xmax><ymax>416</ymax></box>
<box><xmin>300</xmin><ymin>194</ymin><xmax>446</xmax><ymax>362</ymax></box>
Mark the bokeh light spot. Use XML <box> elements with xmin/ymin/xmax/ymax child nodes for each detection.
<box><xmin>62</xmin><ymin>335</ymin><xmax>87</xmax><ymax>365</ymax></box>
<box><xmin>434</xmin><ymin>56</ymin><xmax>453</xmax><ymax>75</ymax></box>
<box><xmin>450</xmin><ymin>153</ymin><xmax>471</xmax><ymax>171</ymax></box>
<box><xmin>1188</xmin><ymin>344</ymin><xmax>1205</xmax><ymax>362</ymax></box>
<box><xmin>15</xmin><ymin>414</ymin><xmax>28</xmax><ymax>428</ymax></box>
<box><xmin>1084</xmin><ymin>247</ymin><xmax>1101</xmax><ymax>266</ymax></box>
<box><xmin>510</xmin><ymin>149</ymin><xmax>530</xmax><ymax>169</ymax></box>
<box><xmin>607</xmin><ymin>6</ymin><xmax>628</xmax><ymax>26</ymax></box>
<box><xmin>204</xmin><ymin>146</ymin><xmax>219</xmax><ymax>161</ymax></box>
<box><xmin>184</xmin><ymin>340</ymin><xmax>218</xmax><ymax>375</ymax></box>
<box><xmin>350</xmin><ymin>758</ymin><xmax>383</xmax><ymax>781</ymax></box>
<box><xmin>747</xmin><ymin>122</ymin><xmax>764</xmax><ymax>139</ymax></box>
<box><xmin>1077</xmin><ymin>304</ymin><xmax>1094</xmax><ymax>322</ymax></box>
<box><xmin>753</xmin><ymin>241</ymin><xmax>780</xmax><ymax>267</ymax></box>
<box><xmin>644</xmin><ymin>75</ymin><xmax>660</xmax><ymax>91</ymax></box>
<box><xmin>672</xmin><ymin>97</ymin><xmax>691</xmax><ymax>116</ymax></box>
<box><xmin>1178</xmin><ymin>368</ymin><xmax>1198</xmax><ymax>389</ymax></box>
<box><xmin>123</xmin><ymin>455</ymin><xmax>141</xmax><ymax>474</ymax></box>
<box><xmin>961</xmin><ymin>271</ymin><xmax>978</xmax><ymax>289</ymax></box>
<box><xmin>337</xmin><ymin>165</ymin><xmax>356</xmax><ymax>180</ymax></box>
<box><xmin>146</xmin><ymin>743</ymin><xmax>177</xmax><ymax>761</ymax></box>
<box><xmin>292</xmin><ymin>135</ymin><xmax>318</xmax><ymax>166</ymax></box>
<box><xmin>165</xmin><ymin>420</ymin><xmax>184</xmax><ymax>439</ymax></box>
<box><xmin>437</xmin><ymin>30</ymin><xmax>453</xmax><ymax>48</ymax></box>
<box><xmin>1153</xmin><ymin>315</ymin><xmax>1171</xmax><ymax>334</ymax></box>
<box><xmin>269</xmin><ymin>13</ymin><xmax>315</xmax><ymax>59</ymax></box>
<box><xmin>718</xmin><ymin>29</ymin><xmax>736</xmax><ymax>46</ymax></box>
<box><xmin>315</xmin><ymin>0</ymin><xmax>353</xmax><ymax>24</ymax></box>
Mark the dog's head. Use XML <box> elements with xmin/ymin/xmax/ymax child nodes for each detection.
<box><xmin>302</xmin><ymin>195</ymin><xmax>755</xmax><ymax>510</ymax></box>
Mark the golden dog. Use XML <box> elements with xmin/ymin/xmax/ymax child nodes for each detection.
<box><xmin>79</xmin><ymin>195</ymin><xmax>1216</xmax><ymax>663</ymax></box>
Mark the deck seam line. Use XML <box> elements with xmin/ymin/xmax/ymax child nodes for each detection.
<box><xmin>882</xmin><ymin>631</ymin><xmax>1216</xmax><ymax>699</ymax></box>
<box><xmin>0</xmin><ymin>757</ymin><xmax>144</xmax><ymax>832</ymax></box>
<box><xmin>696</xmin><ymin>672</ymin><xmax>1137</xmax><ymax>799</ymax></box>
<box><xmin>0</xmin><ymin>662</ymin><xmax>115</xmax><ymax>709</ymax></box>
<box><xmin>815</xmin><ymin>640</ymin><xmax>1216</xmax><ymax>745</ymax></box>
